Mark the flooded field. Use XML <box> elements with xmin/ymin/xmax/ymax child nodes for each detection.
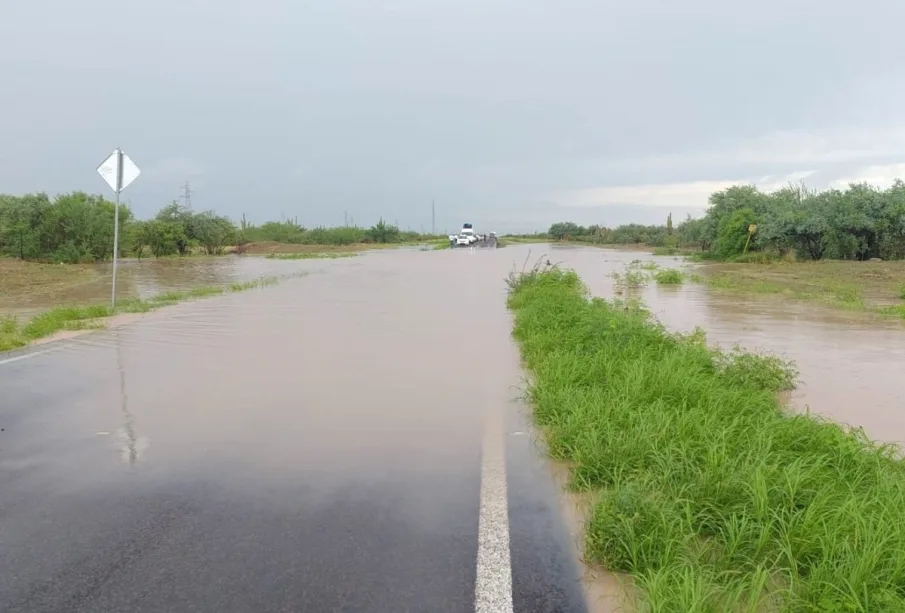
<box><xmin>0</xmin><ymin>255</ymin><xmax>365</xmax><ymax>320</ymax></box>
<box><xmin>541</xmin><ymin>244</ymin><xmax>905</xmax><ymax>446</ymax></box>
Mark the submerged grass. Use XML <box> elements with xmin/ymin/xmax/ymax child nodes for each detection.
<box><xmin>265</xmin><ymin>252</ymin><xmax>358</xmax><ymax>260</ymax></box>
<box><xmin>690</xmin><ymin>260</ymin><xmax>905</xmax><ymax>316</ymax></box>
<box><xmin>0</xmin><ymin>275</ymin><xmax>287</xmax><ymax>353</ymax></box>
<box><xmin>506</xmin><ymin>263</ymin><xmax>905</xmax><ymax>611</ymax></box>
<box><xmin>611</xmin><ymin>268</ymin><xmax>649</xmax><ymax>291</ymax></box>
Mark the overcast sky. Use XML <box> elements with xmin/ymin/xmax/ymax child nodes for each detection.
<box><xmin>2</xmin><ymin>1</ymin><xmax>904</xmax><ymax>233</ymax></box>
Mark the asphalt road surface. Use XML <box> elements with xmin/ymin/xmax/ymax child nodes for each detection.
<box><xmin>0</xmin><ymin>247</ymin><xmax>589</xmax><ymax>613</ymax></box>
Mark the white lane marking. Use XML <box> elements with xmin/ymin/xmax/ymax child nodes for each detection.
<box><xmin>0</xmin><ymin>349</ymin><xmax>53</xmax><ymax>367</ymax></box>
<box><xmin>475</xmin><ymin>408</ymin><xmax>514</xmax><ymax>613</ymax></box>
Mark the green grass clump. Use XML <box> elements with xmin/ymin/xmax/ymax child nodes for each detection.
<box><xmin>1</xmin><ymin>315</ymin><xmax>18</xmax><ymax>335</ymax></box>
<box><xmin>898</xmin><ymin>285</ymin><xmax>905</xmax><ymax>300</ymax></box>
<box><xmin>654</xmin><ymin>268</ymin><xmax>683</xmax><ymax>285</ymax></box>
<box><xmin>880</xmin><ymin>304</ymin><xmax>905</xmax><ymax>319</ymax></box>
<box><xmin>22</xmin><ymin>305</ymin><xmax>112</xmax><ymax>339</ymax></box>
<box><xmin>0</xmin><ymin>316</ymin><xmax>26</xmax><ymax>352</ymax></box>
<box><xmin>611</xmin><ymin>265</ymin><xmax>649</xmax><ymax>291</ymax></box>
<box><xmin>506</xmin><ymin>264</ymin><xmax>905</xmax><ymax>611</ymax></box>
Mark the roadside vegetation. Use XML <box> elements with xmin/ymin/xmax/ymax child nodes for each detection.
<box><xmin>0</xmin><ymin>191</ymin><xmax>442</xmax><ymax>263</ymax></box>
<box><xmin>507</xmin><ymin>262</ymin><xmax>905</xmax><ymax>611</ymax></box>
<box><xmin>0</xmin><ymin>274</ymin><xmax>289</xmax><ymax>353</ymax></box>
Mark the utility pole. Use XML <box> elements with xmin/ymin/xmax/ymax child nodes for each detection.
<box><xmin>180</xmin><ymin>181</ymin><xmax>193</xmax><ymax>209</ymax></box>
<box><xmin>344</xmin><ymin>210</ymin><xmax>348</xmax><ymax>226</ymax></box>
<box><xmin>432</xmin><ymin>200</ymin><xmax>435</xmax><ymax>235</ymax></box>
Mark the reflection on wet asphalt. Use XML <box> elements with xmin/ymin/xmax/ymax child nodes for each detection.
<box><xmin>2</xmin><ymin>244</ymin><xmax>904</xmax><ymax>612</ymax></box>
<box><xmin>0</xmin><ymin>247</ymin><xmax>586</xmax><ymax>613</ymax></box>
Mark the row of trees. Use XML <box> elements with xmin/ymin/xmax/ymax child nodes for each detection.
<box><xmin>697</xmin><ymin>182</ymin><xmax>905</xmax><ymax>261</ymax></box>
<box><xmin>545</xmin><ymin>180</ymin><xmax>905</xmax><ymax>261</ymax></box>
<box><xmin>240</xmin><ymin>218</ymin><xmax>430</xmax><ymax>246</ymax></box>
<box><xmin>0</xmin><ymin>192</ymin><xmax>131</xmax><ymax>262</ymax></box>
<box><xmin>546</xmin><ymin>220</ymin><xmax>685</xmax><ymax>248</ymax></box>
<box><xmin>0</xmin><ymin>191</ymin><xmax>435</xmax><ymax>263</ymax></box>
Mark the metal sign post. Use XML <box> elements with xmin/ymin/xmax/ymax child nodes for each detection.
<box><xmin>97</xmin><ymin>148</ymin><xmax>141</xmax><ymax>309</ymax></box>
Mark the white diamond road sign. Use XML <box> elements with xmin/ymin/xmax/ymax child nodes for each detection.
<box><xmin>96</xmin><ymin>147</ymin><xmax>141</xmax><ymax>309</ymax></box>
<box><xmin>97</xmin><ymin>149</ymin><xmax>140</xmax><ymax>193</ymax></box>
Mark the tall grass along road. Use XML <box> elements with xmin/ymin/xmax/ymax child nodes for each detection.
<box><xmin>506</xmin><ymin>262</ymin><xmax>905</xmax><ymax>611</ymax></box>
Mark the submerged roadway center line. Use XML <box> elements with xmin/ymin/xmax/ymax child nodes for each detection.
<box><xmin>475</xmin><ymin>407</ymin><xmax>514</xmax><ymax>613</ymax></box>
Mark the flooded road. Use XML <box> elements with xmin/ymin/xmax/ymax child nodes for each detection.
<box><xmin>2</xmin><ymin>244</ymin><xmax>904</xmax><ymax>612</ymax></box>
<box><xmin>0</xmin><ymin>247</ymin><xmax>586</xmax><ymax>612</ymax></box>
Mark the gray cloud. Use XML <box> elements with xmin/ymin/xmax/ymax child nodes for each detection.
<box><xmin>2</xmin><ymin>0</ymin><xmax>904</xmax><ymax>232</ymax></box>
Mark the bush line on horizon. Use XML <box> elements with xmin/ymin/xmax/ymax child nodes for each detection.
<box><xmin>512</xmin><ymin>180</ymin><xmax>905</xmax><ymax>263</ymax></box>
<box><xmin>0</xmin><ymin>191</ymin><xmax>446</xmax><ymax>263</ymax></box>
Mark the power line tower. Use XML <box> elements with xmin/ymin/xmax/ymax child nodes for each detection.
<box><xmin>180</xmin><ymin>181</ymin><xmax>194</xmax><ymax>209</ymax></box>
<box><xmin>432</xmin><ymin>200</ymin><xmax>435</xmax><ymax>235</ymax></box>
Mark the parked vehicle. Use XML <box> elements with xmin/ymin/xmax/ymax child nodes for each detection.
<box><xmin>448</xmin><ymin>223</ymin><xmax>497</xmax><ymax>248</ymax></box>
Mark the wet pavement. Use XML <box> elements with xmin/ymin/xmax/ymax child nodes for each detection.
<box><xmin>2</xmin><ymin>244</ymin><xmax>905</xmax><ymax>612</ymax></box>
<box><xmin>0</xmin><ymin>248</ymin><xmax>587</xmax><ymax>613</ymax></box>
